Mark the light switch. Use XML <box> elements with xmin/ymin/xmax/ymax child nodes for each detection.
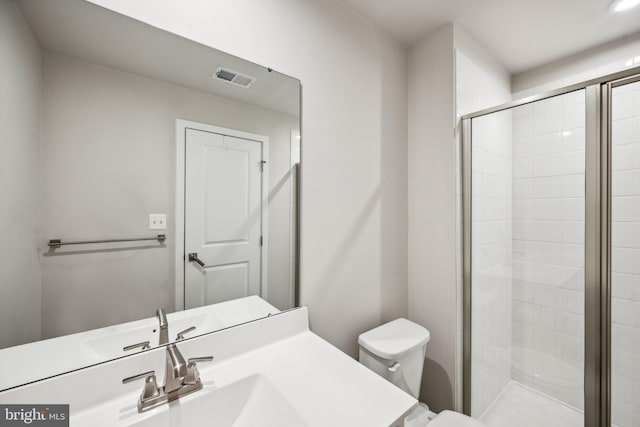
<box><xmin>149</xmin><ymin>214</ymin><xmax>167</xmax><ymax>230</ymax></box>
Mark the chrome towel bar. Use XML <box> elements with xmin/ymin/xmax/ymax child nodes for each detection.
<box><xmin>48</xmin><ymin>234</ymin><xmax>166</xmax><ymax>248</ymax></box>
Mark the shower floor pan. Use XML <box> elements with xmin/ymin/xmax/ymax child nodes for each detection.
<box><xmin>479</xmin><ymin>381</ymin><xmax>583</xmax><ymax>427</ymax></box>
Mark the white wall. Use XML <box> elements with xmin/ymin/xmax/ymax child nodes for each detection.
<box><xmin>408</xmin><ymin>24</ymin><xmax>456</xmax><ymax>412</ymax></box>
<box><xmin>87</xmin><ymin>0</ymin><xmax>409</xmax><ymax>358</ymax></box>
<box><xmin>512</xmin><ymin>33</ymin><xmax>640</xmax><ymax>97</ymax></box>
<box><xmin>407</xmin><ymin>22</ymin><xmax>512</xmax><ymax>412</ymax></box>
<box><xmin>0</xmin><ymin>0</ymin><xmax>42</xmax><ymax>348</ymax></box>
<box><xmin>40</xmin><ymin>51</ymin><xmax>298</xmax><ymax>337</ymax></box>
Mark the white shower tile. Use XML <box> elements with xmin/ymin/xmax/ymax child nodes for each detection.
<box><xmin>534</xmin><ymin>154</ymin><xmax>562</xmax><ymax>176</ymax></box>
<box><xmin>562</xmin><ymin>103</ymin><xmax>585</xmax><ymax>129</ymax></box>
<box><xmin>534</xmin><ymin>96</ymin><xmax>562</xmax><ymax>112</ymax></box>
<box><xmin>532</xmin><ymin>242</ymin><xmax>562</xmax><ymax>264</ymax></box>
<box><xmin>532</xmin><ymin>220</ymin><xmax>562</xmax><ymax>242</ymax></box>
<box><xmin>513</xmin><ymin>178</ymin><xmax>534</xmax><ymax>199</ymax></box>
<box><xmin>613</xmin><ymin>298</ymin><xmax>640</xmax><ymax>328</ymax></box>
<box><xmin>613</xmin><ymin>171</ymin><xmax>636</xmax><ymax>196</ymax></box>
<box><xmin>612</xmin><ymin>323</ymin><xmax>640</xmax><ymax>355</ymax></box>
<box><xmin>560</xmin><ymin>288</ymin><xmax>584</xmax><ymax>315</ymax></box>
<box><xmin>612</xmin><ymin>196</ymin><xmax>640</xmax><ymax>222</ymax></box>
<box><xmin>513</xmin><ymin>200</ymin><xmax>533</xmax><ymax>220</ymax></box>
<box><xmin>533</xmin><ymin>199</ymin><xmax>562</xmax><ymax>220</ymax></box>
<box><xmin>613</xmin><ymin>144</ymin><xmax>634</xmax><ymax>171</ymax></box>
<box><xmin>513</xmin><ymin>281</ymin><xmax>534</xmax><ymax>303</ymax></box>
<box><xmin>633</xmin><ymin>223</ymin><xmax>640</xmax><ymax>248</ymax></box>
<box><xmin>533</xmin><ymin>284</ymin><xmax>560</xmax><ymax>308</ymax></box>
<box><xmin>562</xmin><ymin>198</ymin><xmax>585</xmax><ymax>221</ymax></box>
<box><xmin>562</xmin><ymin>90</ymin><xmax>585</xmax><ymax>107</ymax></box>
<box><xmin>613</xmin><ymin>91</ymin><xmax>634</xmax><ymax>121</ymax></box>
<box><xmin>612</xmin><ymin>221</ymin><xmax>634</xmax><ymax>248</ymax></box>
<box><xmin>561</xmin><ymin>127</ymin><xmax>585</xmax><ymax>152</ymax></box>
<box><xmin>612</xmin><ymin>247</ymin><xmax>635</xmax><ymax>274</ymax></box>
<box><xmin>562</xmin><ymin>151</ymin><xmax>585</xmax><ymax>175</ymax></box>
<box><xmin>558</xmin><ymin>312</ymin><xmax>584</xmax><ymax>338</ymax></box>
<box><xmin>633</xmin><ymin>90</ymin><xmax>640</xmax><ymax>116</ymax></box>
<box><xmin>562</xmin><ymin>244</ymin><xmax>584</xmax><ymax>268</ymax></box>
<box><xmin>562</xmin><ymin>175</ymin><xmax>584</xmax><ymax>198</ymax></box>
<box><xmin>533</xmin><ymin>110</ymin><xmax>562</xmax><ymax>135</ymax></box>
<box><xmin>534</xmin><ymin>132</ymin><xmax>562</xmax><ymax>156</ymax></box>
<box><xmin>613</xmin><ymin>118</ymin><xmax>635</xmax><ymax>146</ymax></box>
<box><xmin>562</xmin><ymin>221</ymin><xmax>584</xmax><ymax>244</ymax></box>
<box><xmin>533</xmin><ymin>327</ymin><xmax>560</xmax><ymax>354</ymax></box>
<box><xmin>612</xmin><ymin>272</ymin><xmax>640</xmax><ymax>302</ymax></box>
<box><xmin>513</xmin><ymin>157</ymin><xmax>534</xmax><ymax>178</ymax></box>
<box><xmin>514</xmin><ymin>115</ymin><xmax>533</xmax><ymax>139</ymax></box>
<box><xmin>612</xmin><ymin>375</ymin><xmax>634</xmax><ymax>405</ymax></box>
<box><xmin>560</xmin><ymin>335</ymin><xmax>584</xmax><ymax>362</ymax></box>
<box><xmin>533</xmin><ymin>177</ymin><xmax>563</xmax><ymax>198</ymax></box>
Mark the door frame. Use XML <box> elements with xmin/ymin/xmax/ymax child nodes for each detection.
<box><xmin>175</xmin><ymin>119</ymin><xmax>270</xmax><ymax>311</ymax></box>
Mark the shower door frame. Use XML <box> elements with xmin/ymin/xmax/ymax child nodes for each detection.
<box><xmin>461</xmin><ymin>65</ymin><xmax>640</xmax><ymax>427</ymax></box>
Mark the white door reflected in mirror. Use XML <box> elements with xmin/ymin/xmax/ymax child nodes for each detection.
<box><xmin>183</xmin><ymin>123</ymin><xmax>269</xmax><ymax>308</ymax></box>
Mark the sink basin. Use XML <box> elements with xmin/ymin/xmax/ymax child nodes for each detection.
<box><xmin>82</xmin><ymin>321</ymin><xmax>156</xmax><ymax>358</ymax></box>
<box><xmin>128</xmin><ymin>375</ymin><xmax>307</xmax><ymax>427</ymax></box>
<box><xmin>82</xmin><ymin>311</ymin><xmax>224</xmax><ymax>359</ymax></box>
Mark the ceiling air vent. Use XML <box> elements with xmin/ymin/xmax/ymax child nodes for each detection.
<box><xmin>213</xmin><ymin>67</ymin><xmax>256</xmax><ymax>88</ymax></box>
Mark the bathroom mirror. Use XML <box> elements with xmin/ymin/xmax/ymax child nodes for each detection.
<box><xmin>0</xmin><ymin>0</ymin><xmax>300</xmax><ymax>390</ymax></box>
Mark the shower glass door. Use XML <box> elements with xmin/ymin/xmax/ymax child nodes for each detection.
<box><xmin>610</xmin><ymin>77</ymin><xmax>640</xmax><ymax>427</ymax></box>
<box><xmin>468</xmin><ymin>89</ymin><xmax>587</xmax><ymax>426</ymax></box>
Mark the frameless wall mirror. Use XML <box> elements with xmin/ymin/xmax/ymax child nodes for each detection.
<box><xmin>0</xmin><ymin>0</ymin><xmax>300</xmax><ymax>390</ymax></box>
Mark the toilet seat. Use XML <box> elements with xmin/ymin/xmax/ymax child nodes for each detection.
<box><xmin>427</xmin><ymin>410</ymin><xmax>485</xmax><ymax>427</ymax></box>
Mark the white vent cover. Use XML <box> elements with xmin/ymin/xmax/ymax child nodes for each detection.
<box><xmin>213</xmin><ymin>67</ymin><xmax>256</xmax><ymax>88</ymax></box>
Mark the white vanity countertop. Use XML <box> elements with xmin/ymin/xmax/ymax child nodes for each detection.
<box><xmin>0</xmin><ymin>307</ymin><xmax>416</xmax><ymax>426</ymax></box>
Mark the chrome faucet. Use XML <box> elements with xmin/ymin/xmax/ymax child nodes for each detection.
<box><xmin>122</xmin><ymin>343</ymin><xmax>213</xmax><ymax>412</ymax></box>
<box><xmin>164</xmin><ymin>343</ymin><xmax>188</xmax><ymax>393</ymax></box>
<box><xmin>156</xmin><ymin>308</ymin><xmax>169</xmax><ymax>345</ymax></box>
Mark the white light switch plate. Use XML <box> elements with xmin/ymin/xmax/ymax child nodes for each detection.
<box><xmin>149</xmin><ymin>214</ymin><xmax>166</xmax><ymax>230</ymax></box>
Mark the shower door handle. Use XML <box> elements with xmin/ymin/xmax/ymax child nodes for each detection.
<box><xmin>188</xmin><ymin>252</ymin><xmax>205</xmax><ymax>267</ymax></box>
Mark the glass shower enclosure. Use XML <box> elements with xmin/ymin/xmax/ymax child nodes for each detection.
<box><xmin>462</xmin><ymin>67</ymin><xmax>640</xmax><ymax>427</ymax></box>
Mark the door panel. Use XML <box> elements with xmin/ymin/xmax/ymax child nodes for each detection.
<box><xmin>202</xmin><ymin>262</ymin><xmax>250</xmax><ymax>304</ymax></box>
<box><xmin>610</xmin><ymin>79</ymin><xmax>640</xmax><ymax>427</ymax></box>
<box><xmin>185</xmin><ymin>129</ymin><xmax>262</xmax><ymax>309</ymax></box>
<box><xmin>469</xmin><ymin>90</ymin><xmax>586</xmax><ymax>425</ymax></box>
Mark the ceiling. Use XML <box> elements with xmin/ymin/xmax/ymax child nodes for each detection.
<box><xmin>17</xmin><ymin>0</ymin><xmax>301</xmax><ymax>117</ymax></box>
<box><xmin>337</xmin><ymin>0</ymin><xmax>640</xmax><ymax>74</ymax></box>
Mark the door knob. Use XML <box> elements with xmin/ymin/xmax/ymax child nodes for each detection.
<box><xmin>188</xmin><ymin>253</ymin><xmax>205</xmax><ymax>267</ymax></box>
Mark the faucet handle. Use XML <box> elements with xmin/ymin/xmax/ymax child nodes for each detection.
<box><xmin>123</xmin><ymin>340</ymin><xmax>151</xmax><ymax>352</ymax></box>
<box><xmin>184</xmin><ymin>356</ymin><xmax>214</xmax><ymax>385</ymax></box>
<box><xmin>122</xmin><ymin>370</ymin><xmax>160</xmax><ymax>400</ymax></box>
<box><xmin>175</xmin><ymin>326</ymin><xmax>196</xmax><ymax>341</ymax></box>
<box><xmin>188</xmin><ymin>356</ymin><xmax>214</xmax><ymax>363</ymax></box>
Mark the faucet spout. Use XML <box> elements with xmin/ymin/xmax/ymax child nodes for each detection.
<box><xmin>164</xmin><ymin>344</ymin><xmax>187</xmax><ymax>393</ymax></box>
<box><xmin>156</xmin><ymin>308</ymin><xmax>169</xmax><ymax>345</ymax></box>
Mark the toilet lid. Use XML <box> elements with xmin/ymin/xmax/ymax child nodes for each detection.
<box><xmin>428</xmin><ymin>411</ymin><xmax>486</xmax><ymax>427</ymax></box>
<box><xmin>358</xmin><ymin>318</ymin><xmax>430</xmax><ymax>359</ymax></box>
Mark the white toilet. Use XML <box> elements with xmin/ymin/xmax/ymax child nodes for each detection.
<box><xmin>358</xmin><ymin>318</ymin><xmax>485</xmax><ymax>427</ymax></box>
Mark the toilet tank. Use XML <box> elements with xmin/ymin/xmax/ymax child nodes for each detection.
<box><xmin>358</xmin><ymin>318</ymin><xmax>430</xmax><ymax>399</ymax></box>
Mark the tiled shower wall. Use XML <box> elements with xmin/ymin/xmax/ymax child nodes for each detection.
<box><xmin>611</xmin><ymin>80</ymin><xmax>640</xmax><ymax>427</ymax></box>
<box><xmin>510</xmin><ymin>90</ymin><xmax>586</xmax><ymax>410</ymax></box>
<box><xmin>470</xmin><ymin>109</ymin><xmax>512</xmax><ymax>416</ymax></box>
<box><xmin>456</xmin><ymin>49</ymin><xmax>512</xmax><ymax>417</ymax></box>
